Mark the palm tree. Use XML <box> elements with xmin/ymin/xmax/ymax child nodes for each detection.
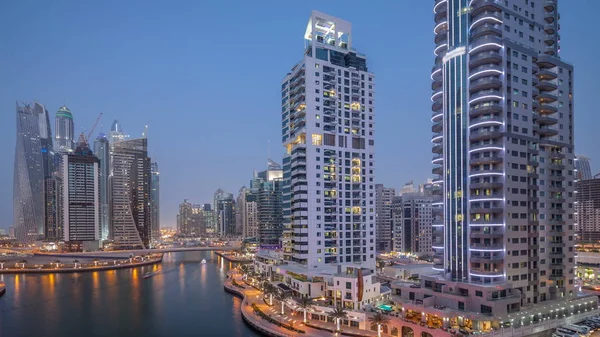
<box><xmin>329</xmin><ymin>306</ymin><xmax>348</xmax><ymax>332</ymax></box>
<box><xmin>18</xmin><ymin>259</ymin><xmax>27</xmax><ymax>269</ymax></box>
<box><xmin>73</xmin><ymin>260</ymin><xmax>80</xmax><ymax>268</ymax></box>
<box><xmin>263</xmin><ymin>283</ymin><xmax>276</xmax><ymax>306</ymax></box>
<box><xmin>52</xmin><ymin>260</ymin><xmax>62</xmax><ymax>268</ymax></box>
<box><xmin>369</xmin><ymin>312</ymin><xmax>390</xmax><ymax>337</ymax></box>
<box><xmin>275</xmin><ymin>291</ymin><xmax>290</xmax><ymax>315</ymax></box>
<box><xmin>93</xmin><ymin>259</ymin><xmax>100</xmax><ymax>267</ymax></box>
<box><xmin>239</xmin><ymin>265</ymin><xmax>250</xmax><ymax>279</ymax></box>
<box><xmin>297</xmin><ymin>297</ymin><xmax>313</xmax><ymax>323</ymax></box>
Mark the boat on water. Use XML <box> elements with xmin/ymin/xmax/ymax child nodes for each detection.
<box><xmin>201</xmin><ymin>259</ymin><xmax>207</xmax><ymax>264</ymax></box>
<box><xmin>143</xmin><ymin>269</ymin><xmax>161</xmax><ymax>279</ymax></box>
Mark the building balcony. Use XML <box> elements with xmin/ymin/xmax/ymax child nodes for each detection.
<box><xmin>544</xmin><ymin>23</ymin><xmax>556</xmax><ymax>35</ymax></box>
<box><xmin>431</xmin><ymin>78</ymin><xmax>443</xmax><ymax>91</ymax></box>
<box><xmin>470</xmin><ymin>24</ymin><xmax>502</xmax><ymax>40</ymax></box>
<box><xmin>469</xmin><ymin>129</ymin><xmax>502</xmax><ymax>141</ymax></box>
<box><xmin>533</xmin><ymin>113</ymin><xmax>558</xmax><ymax>125</ymax></box>
<box><xmin>548</xmin><ymin>152</ymin><xmax>565</xmax><ymax>160</ymax></box>
<box><xmin>470</xmin><ymin>89</ymin><xmax>502</xmax><ymax>104</ymax></box>
<box><xmin>470</xmin><ymin>181</ymin><xmax>503</xmax><ymax>189</ymax></box>
<box><xmin>548</xmin><ymin>162</ymin><xmax>565</xmax><ymax>170</ymax></box>
<box><xmin>544</xmin><ymin>11</ymin><xmax>556</xmax><ymax>23</ymax></box>
<box><xmin>470</xmin><ymin>268</ymin><xmax>504</xmax><ymax>276</ymax></box>
<box><xmin>536</xmin><ymin>80</ymin><xmax>558</xmax><ymax>92</ymax></box>
<box><xmin>469</xmin><ymin>169</ymin><xmax>504</xmax><ymax>177</ymax></box>
<box><xmin>434</xmin><ymin>31</ymin><xmax>447</xmax><ymax>44</ymax></box>
<box><xmin>469</xmin><ymin>141</ymin><xmax>503</xmax><ymax>151</ymax></box>
<box><xmin>538</xmin><ymin>103</ymin><xmax>558</xmax><ymax>115</ymax></box>
<box><xmin>548</xmin><ymin>185</ymin><xmax>566</xmax><ymax>193</ymax></box>
<box><xmin>432</xmin><ymin>100</ymin><xmax>443</xmax><ymax>112</ymax></box>
<box><xmin>470</xmin><ymin>254</ymin><xmax>504</xmax><ymax>263</ymax></box>
<box><xmin>544</xmin><ymin>0</ymin><xmax>556</xmax><ymax>11</ymax></box>
<box><xmin>470</xmin><ymin>230</ymin><xmax>504</xmax><ymax>239</ymax></box>
<box><xmin>469</xmin><ymin>155</ymin><xmax>503</xmax><ymax>165</ymax></box>
<box><xmin>469</xmin><ymin>51</ymin><xmax>502</xmax><ymax>68</ymax></box>
<box><xmin>469</xmin><ymin>193</ymin><xmax>503</xmax><ymax>201</ymax></box>
<box><xmin>470</xmin><ymin>77</ymin><xmax>503</xmax><ymax>93</ymax></box>
<box><xmin>470</xmin><ymin>206</ymin><xmax>503</xmax><ymax>214</ymax></box>
<box><xmin>544</xmin><ymin>34</ymin><xmax>556</xmax><ymax>46</ymax></box>
<box><xmin>539</xmin><ymin>92</ymin><xmax>558</xmax><ymax>103</ymax></box>
<box><xmin>544</xmin><ymin>45</ymin><xmax>556</xmax><ymax>56</ymax></box>
<box><xmin>470</xmin><ymin>242</ymin><xmax>504</xmax><ymax>250</ymax></box>
<box><xmin>432</xmin><ymin>122</ymin><xmax>443</xmax><ymax>133</ymax></box>
<box><xmin>549</xmin><ymin>241</ymin><xmax>566</xmax><ymax>248</ymax></box>
<box><xmin>432</xmin><ymin>144</ymin><xmax>443</xmax><ymax>154</ymax></box>
<box><xmin>432</xmin><ymin>166</ymin><xmax>443</xmax><ymax>175</ymax></box>
<box><xmin>469</xmin><ymin>35</ymin><xmax>503</xmax><ymax>54</ymax></box>
<box><xmin>469</xmin><ymin>103</ymin><xmax>502</xmax><ymax>117</ymax></box>
<box><xmin>470</xmin><ymin>64</ymin><xmax>503</xmax><ymax>80</ymax></box>
<box><xmin>434</xmin><ymin>0</ymin><xmax>447</xmax><ymax>14</ymax></box>
<box><xmin>535</xmin><ymin>126</ymin><xmax>559</xmax><ymax>137</ymax></box>
<box><xmin>434</xmin><ymin>21</ymin><xmax>448</xmax><ymax>35</ymax></box>
<box><xmin>549</xmin><ymin>207</ymin><xmax>566</xmax><ymax>214</ymax></box>
<box><xmin>470</xmin><ymin>0</ymin><xmax>503</xmax><ymax>16</ymax></box>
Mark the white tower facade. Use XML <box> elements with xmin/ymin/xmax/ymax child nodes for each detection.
<box><xmin>282</xmin><ymin>11</ymin><xmax>376</xmax><ymax>270</ymax></box>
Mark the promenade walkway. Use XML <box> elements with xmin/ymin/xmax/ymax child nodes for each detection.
<box><xmin>224</xmin><ymin>271</ymin><xmax>390</xmax><ymax>337</ymax></box>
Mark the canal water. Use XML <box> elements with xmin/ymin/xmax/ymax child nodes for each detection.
<box><xmin>0</xmin><ymin>251</ymin><xmax>259</xmax><ymax>337</ymax></box>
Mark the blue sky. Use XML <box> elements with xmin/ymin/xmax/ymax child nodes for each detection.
<box><xmin>1</xmin><ymin>1</ymin><xmax>599</xmax><ymax>230</ymax></box>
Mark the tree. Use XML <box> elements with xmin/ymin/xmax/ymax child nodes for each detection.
<box><xmin>239</xmin><ymin>264</ymin><xmax>250</xmax><ymax>280</ymax></box>
<box><xmin>329</xmin><ymin>306</ymin><xmax>348</xmax><ymax>332</ymax></box>
<box><xmin>297</xmin><ymin>297</ymin><xmax>313</xmax><ymax>323</ymax></box>
<box><xmin>368</xmin><ymin>312</ymin><xmax>390</xmax><ymax>337</ymax></box>
<box><xmin>263</xmin><ymin>283</ymin><xmax>276</xmax><ymax>306</ymax></box>
<box><xmin>275</xmin><ymin>291</ymin><xmax>290</xmax><ymax>315</ymax></box>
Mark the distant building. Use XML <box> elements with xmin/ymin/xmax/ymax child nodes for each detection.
<box><xmin>575</xmin><ymin>155</ymin><xmax>593</xmax><ymax>181</ymax></box>
<box><xmin>150</xmin><ymin>162</ymin><xmax>160</xmax><ymax>245</ymax></box>
<box><xmin>9</xmin><ymin>227</ymin><xmax>15</xmax><ymax>239</ymax></box>
<box><xmin>13</xmin><ymin>102</ymin><xmax>54</xmax><ymax>243</ymax></box>
<box><xmin>110</xmin><ymin>136</ymin><xmax>152</xmax><ymax>249</ymax></box>
<box><xmin>237</xmin><ymin>187</ymin><xmax>258</xmax><ymax>239</ymax></box>
<box><xmin>61</xmin><ymin>135</ymin><xmax>100</xmax><ymax>252</ymax></box>
<box><xmin>575</xmin><ymin>178</ymin><xmax>600</xmax><ymax>243</ymax></box>
<box><xmin>214</xmin><ymin>189</ymin><xmax>235</xmax><ymax>236</ymax></box>
<box><xmin>375</xmin><ymin>184</ymin><xmax>395</xmax><ymax>253</ymax></box>
<box><xmin>94</xmin><ymin>133</ymin><xmax>110</xmax><ymax>241</ymax></box>
<box><xmin>392</xmin><ymin>192</ymin><xmax>436</xmax><ymax>257</ymax></box>
<box><xmin>253</xmin><ymin>159</ymin><xmax>283</xmax><ymax>248</ymax></box>
<box><xmin>54</xmin><ymin>106</ymin><xmax>74</xmax><ymax>153</ymax></box>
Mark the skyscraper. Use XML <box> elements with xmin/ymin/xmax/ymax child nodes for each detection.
<box><xmin>62</xmin><ymin>135</ymin><xmax>100</xmax><ymax>252</ymax></box>
<box><xmin>375</xmin><ymin>184</ymin><xmax>395</xmax><ymax>253</ymax></box>
<box><xmin>110</xmin><ymin>136</ymin><xmax>152</xmax><ymax>249</ymax></box>
<box><xmin>575</xmin><ymin>178</ymin><xmax>600</xmax><ymax>243</ymax></box>
<box><xmin>237</xmin><ymin>187</ymin><xmax>258</xmax><ymax>239</ymax></box>
<box><xmin>150</xmin><ymin>162</ymin><xmax>160</xmax><ymax>245</ymax></box>
<box><xmin>281</xmin><ymin>11</ymin><xmax>376</xmax><ymax>270</ymax></box>
<box><xmin>575</xmin><ymin>155</ymin><xmax>592</xmax><ymax>181</ymax></box>
<box><xmin>391</xmin><ymin>192</ymin><xmax>435</xmax><ymax>257</ymax></box>
<box><xmin>54</xmin><ymin>106</ymin><xmax>74</xmax><ymax>153</ymax></box>
<box><xmin>249</xmin><ymin>159</ymin><xmax>284</xmax><ymax>248</ymax></box>
<box><xmin>389</xmin><ymin>1</ymin><xmax>595</xmax><ymax>333</ymax></box>
<box><xmin>94</xmin><ymin>133</ymin><xmax>110</xmax><ymax>241</ymax></box>
<box><xmin>214</xmin><ymin>189</ymin><xmax>235</xmax><ymax>237</ymax></box>
<box><xmin>13</xmin><ymin>102</ymin><xmax>53</xmax><ymax>243</ymax></box>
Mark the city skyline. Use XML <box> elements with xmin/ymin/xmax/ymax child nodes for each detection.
<box><xmin>2</xmin><ymin>2</ymin><xmax>600</xmax><ymax>230</ymax></box>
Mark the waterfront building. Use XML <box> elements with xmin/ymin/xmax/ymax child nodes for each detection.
<box><xmin>575</xmin><ymin>178</ymin><xmax>600</xmax><ymax>243</ymax></box>
<box><xmin>384</xmin><ymin>0</ymin><xmax>596</xmax><ymax>334</ymax></box>
<box><xmin>13</xmin><ymin>102</ymin><xmax>53</xmax><ymax>243</ymax></box>
<box><xmin>54</xmin><ymin>106</ymin><xmax>74</xmax><ymax>153</ymax></box>
<box><xmin>61</xmin><ymin>135</ymin><xmax>100</xmax><ymax>252</ymax></box>
<box><xmin>375</xmin><ymin>184</ymin><xmax>395</xmax><ymax>253</ymax></box>
<box><xmin>237</xmin><ymin>187</ymin><xmax>259</xmax><ymax>239</ymax></box>
<box><xmin>214</xmin><ymin>189</ymin><xmax>235</xmax><ymax>237</ymax></box>
<box><xmin>281</xmin><ymin>11</ymin><xmax>376</xmax><ymax>270</ymax></box>
<box><xmin>177</xmin><ymin>200</ymin><xmax>205</xmax><ymax>237</ymax></box>
<box><xmin>150</xmin><ymin>162</ymin><xmax>160</xmax><ymax>245</ymax></box>
<box><xmin>252</xmin><ymin>160</ymin><xmax>284</xmax><ymax>248</ymax></box>
<box><xmin>94</xmin><ymin>133</ymin><xmax>110</xmax><ymax>241</ymax></box>
<box><xmin>110</xmin><ymin>136</ymin><xmax>152</xmax><ymax>249</ymax></box>
<box><xmin>391</xmin><ymin>192</ymin><xmax>435</xmax><ymax>257</ymax></box>
<box><xmin>575</xmin><ymin>155</ymin><xmax>593</xmax><ymax>181</ymax></box>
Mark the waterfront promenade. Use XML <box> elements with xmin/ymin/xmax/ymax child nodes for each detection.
<box><xmin>215</xmin><ymin>251</ymin><xmax>253</xmax><ymax>263</ymax></box>
<box><xmin>0</xmin><ymin>254</ymin><xmax>163</xmax><ymax>274</ymax></box>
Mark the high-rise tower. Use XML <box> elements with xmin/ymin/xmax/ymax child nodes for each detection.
<box><xmin>14</xmin><ymin>102</ymin><xmax>54</xmax><ymax>243</ymax></box>
<box><xmin>94</xmin><ymin>133</ymin><xmax>110</xmax><ymax>241</ymax></box>
<box><xmin>55</xmin><ymin>106</ymin><xmax>74</xmax><ymax>153</ymax></box>
<box><xmin>150</xmin><ymin>162</ymin><xmax>160</xmax><ymax>245</ymax></box>
<box><xmin>110</xmin><ymin>136</ymin><xmax>152</xmax><ymax>249</ymax></box>
<box><xmin>281</xmin><ymin>11</ymin><xmax>376</xmax><ymax>270</ymax></box>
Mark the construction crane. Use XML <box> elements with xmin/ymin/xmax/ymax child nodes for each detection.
<box><xmin>86</xmin><ymin>112</ymin><xmax>103</xmax><ymax>143</ymax></box>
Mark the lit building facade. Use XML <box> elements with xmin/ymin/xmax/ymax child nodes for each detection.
<box><xmin>237</xmin><ymin>187</ymin><xmax>259</xmax><ymax>239</ymax></box>
<box><xmin>214</xmin><ymin>189</ymin><xmax>235</xmax><ymax>236</ymax></box>
<box><xmin>375</xmin><ymin>184</ymin><xmax>395</xmax><ymax>253</ymax></box>
<box><xmin>13</xmin><ymin>102</ymin><xmax>53</xmax><ymax>243</ymax></box>
<box><xmin>94</xmin><ymin>133</ymin><xmax>110</xmax><ymax>241</ymax></box>
<box><xmin>62</xmin><ymin>136</ymin><xmax>100</xmax><ymax>251</ymax></box>
<box><xmin>150</xmin><ymin>162</ymin><xmax>160</xmax><ymax>244</ymax></box>
<box><xmin>384</xmin><ymin>0</ymin><xmax>596</xmax><ymax>334</ymax></box>
<box><xmin>575</xmin><ymin>178</ymin><xmax>600</xmax><ymax>243</ymax></box>
<box><xmin>281</xmin><ymin>11</ymin><xmax>376</xmax><ymax>270</ymax></box>
<box><xmin>391</xmin><ymin>192</ymin><xmax>435</xmax><ymax>257</ymax></box>
<box><xmin>110</xmin><ymin>137</ymin><xmax>151</xmax><ymax>249</ymax></box>
<box><xmin>54</xmin><ymin>106</ymin><xmax>74</xmax><ymax>153</ymax></box>
<box><xmin>575</xmin><ymin>155</ymin><xmax>592</xmax><ymax>181</ymax></box>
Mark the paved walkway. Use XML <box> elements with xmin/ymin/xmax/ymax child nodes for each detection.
<box><xmin>225</xmin><ymin>271</ymin><xmax>390</xmax><ymax>337</ymax></box>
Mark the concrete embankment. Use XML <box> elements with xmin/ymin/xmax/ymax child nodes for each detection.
<box><xmin>0</xmin><ymin>255</ymin><xmax>163</xmax><ymax>274</ymax></box>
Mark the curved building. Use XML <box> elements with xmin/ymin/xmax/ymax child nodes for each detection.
<box><xmin>55</xmin><ymin>106</ymin><xmax>74</xmax><ymax>153</ymax></box>
<box><xmin>430</xmin><ymin>0</ymin><xmax>574</xmax><ymax>309</ymax></box>
<box><xmin>14</xmin><ymin>102</ymin><xmax>53</xmax><ymax>243</ymax></box>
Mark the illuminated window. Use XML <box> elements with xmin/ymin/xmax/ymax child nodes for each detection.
<box><xmin>456</xmin><ymin>214</ymin><xmax>463</xmax><ymax>221</ymax></box>
<box><xmin>455</xmin><ymin>191</ymin><xmax>463</xmax><ymax>198</ymax></box>
<box><xmin>312</xmin><ymin>134</ymin><xmax>323</xmax><ymax>146</ymax></box>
